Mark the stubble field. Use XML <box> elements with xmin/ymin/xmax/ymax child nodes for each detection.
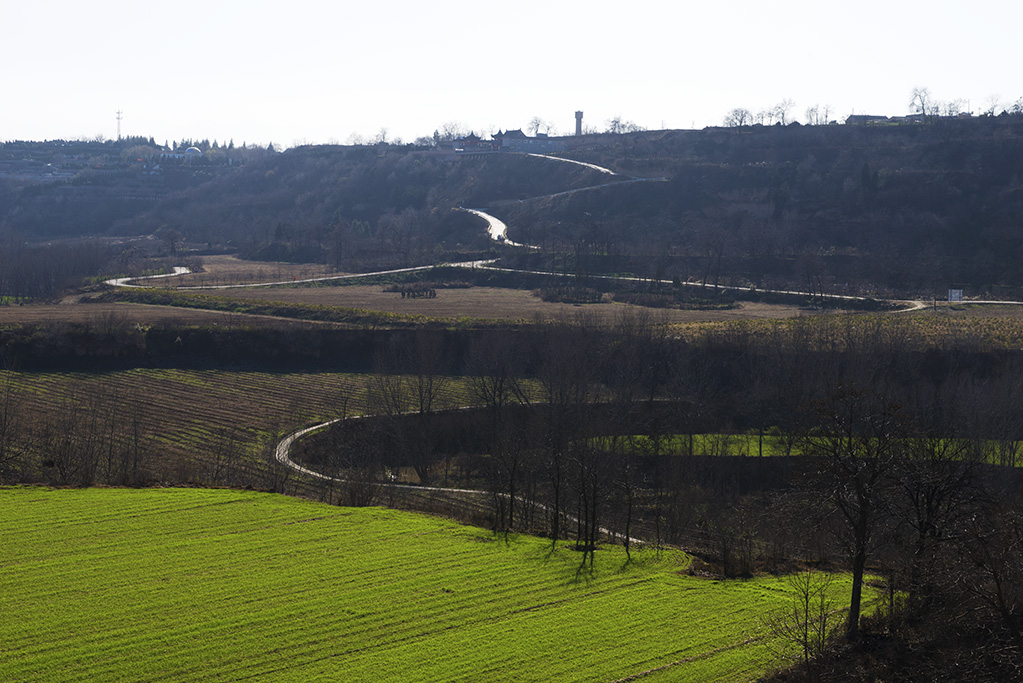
<box><xmin>206</xmin><ymin>284</ymin><xmax>807</xmax><ymax>323</ymax></box>
<box><xmin>150</xmin><ymin>254</ymin><xmax>342</xmax><ymax>288</ymax></box>
<box><xmin>0</xmin><ymin>302</ymin><xmax>320</xmax><ymax>327</ymax></box>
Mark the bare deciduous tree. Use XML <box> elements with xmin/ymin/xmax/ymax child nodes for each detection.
<box><xmin>766</xmin><ymin>568</ymin><xmax>838</xmax><ymax>680</ymax></box>
<box><xmin>723</xmin><ymin>108</ymin><xmax>753</xmax><ymax>127</ymax></box>
<box><xmin>773</xmin><ymin>99</ymin><xmax>796</xmax><ymax>125</ymax></box>
<box><xmin>204</xmin><ymin>425</ymin><xmax>243</xmax><ymax>487</ymax></box>
<box><xmin>438</xmin><ymin>121</ymin><xmax>468</xmax><ymax>142</ymax></box>
<box><xmin>890</xmin><ymin>435</ymin><xmax>976</xmax><ymax>613</ymax></box>
<box><xmin>0</xmin><ymin>376</ymin><xmax>26</xmax><ymax>483</ymax></box>
<box><xmin>804</xmin><ymin>388</ymin><xmax>905</xmax><ymax>640</ymax></box>
<box><xmin>369</xmin><ymin>330</ymin><xmax>450</xmax><ymax>485</ymax></box>
<box><xmin>467</xmin><ymin>331</ymin><xmax>527</xmax><ymax>531</ymax></box>
<box><xmin>805</xmin><ymin>103</ymin><xmax>833</xmax><ymax>126</ymax></box>
<box><xmin>604</xmin><ymin>116</ymin><xmax>645</xmax><ymax>134</ymax></box>
<box><xmin>528</xmin><ymin>116</ymin><xmax>549</xmax><ymax>136</ymax></box>
<box><xmin>910</xmin><ymin>86</ymin><xmax>936</xmax><ymax>118</ymax></box>
<box><xmin>40</xmin><ymin>390</ymin><xmax>103</xmax><ymax>487</ymax></box>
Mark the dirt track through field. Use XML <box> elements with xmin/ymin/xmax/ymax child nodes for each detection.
<box><xmin>274</xmin><ymin>410</ymin><xmax>644</xmax><ymax>546</ymax></box>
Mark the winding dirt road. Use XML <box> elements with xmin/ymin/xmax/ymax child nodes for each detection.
<box><xmin>524</xmin><ymin>152</ymin><xmax>617</xmax><ymax>175</ymax></box>
<box><xmin>273</xmin><ymin>411</ymin><xmax>643</xmax><ymax>546</ymax></box>
<box><xmin>107</xmin><ymin>260</ymin><xmax>496</xmax><ymax>290</ymax></box>
<box><xmin>459</xmin><ymin>208</ymin><xmax>535</xmax><ymax>249</ymax></box>
<box><xmin>104</xmin><ymin>266</ymin><xmax>192</xmax><ymax>287</ymax></box>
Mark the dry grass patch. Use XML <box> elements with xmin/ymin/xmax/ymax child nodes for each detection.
<box><xmin>910</xmin><ymin>303</ymin><xmax>1023</xmax><ymax>319</ymax></box>
<box><xmin>0</xmin><ymin>302</ymin><xmax>325</xmax><ymax>327</ymax></box>
<box><xmin>160</xmin><ymin>254</ymin><xmax>342</xmax><ymax>287</ymax></box>
<box><xmin>209</xmin><ymin>284</ymin><xmax>808</xmax><ymax>323</ymax></box>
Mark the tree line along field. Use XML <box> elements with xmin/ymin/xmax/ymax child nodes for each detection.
<box><xmin>0</xmin><ymin>487</ymin><xmax>867</xmax><ymax>682</ymax></box>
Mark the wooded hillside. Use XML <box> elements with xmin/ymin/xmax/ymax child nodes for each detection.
<box><xmin>5</xmin><ymin>117</ymin><xmax>1023</xmax><ymax>298</ymax></box>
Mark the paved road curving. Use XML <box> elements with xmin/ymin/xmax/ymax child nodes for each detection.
<box><xmin>107</xmin><ymin>260</ymin><xmax>495</xmax><ymax>291</ymax></box>
<box><xmin>104</xmin><ymin>266</ymin><xmax>192</xmax><ymax>287</ymax></box>
<box><xmin>275</xmin><ymin>414</ymin><xmax>492</xmax><ymax>497</ymax></box>
<box><xmin>524</xmin><ymin>153</ymin><xmax>617</xmax><ymax>175</ymax></box>
<box><xmin>459</xmin><ymin>208</ymin><xmax>537</xmax><ymax>249</ymax></box>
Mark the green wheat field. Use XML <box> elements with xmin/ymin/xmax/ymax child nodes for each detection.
<box><xmin>0</xmin><ymin>487</ymin><xmax>858</xmax><ymax>682</ymax></box>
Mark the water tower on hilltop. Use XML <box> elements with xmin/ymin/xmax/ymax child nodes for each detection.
<box><xmin>575</xmin><ymin>111</ymin><xmax>583</xmax><ymax>136</ymax></box>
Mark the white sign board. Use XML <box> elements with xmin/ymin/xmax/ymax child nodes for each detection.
<box><xmin>948</xmin><ymin>289</ymin><xmax>963</xmax><ymax>303</ymax></box>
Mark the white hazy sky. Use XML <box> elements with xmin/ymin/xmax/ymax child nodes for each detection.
<box><xmin>2</xmin><ymin>0</ymin><xmax>1020</xmax><ymax>148</ymax></box>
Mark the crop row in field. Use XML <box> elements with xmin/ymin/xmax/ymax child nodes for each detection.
<box><xmin>0</xmin><ymin>487</ymin><xmax>866</xmax><ymax>682</ymax></box>
<box><xmin>1</xmin><ymin>369</ymin><xmax>477</xmax><ymax>485</ymax></box>
<box><xmin>690</xmin><ymin>308</ymin><xmax>1023</xmax><ymax>351</ymax></box>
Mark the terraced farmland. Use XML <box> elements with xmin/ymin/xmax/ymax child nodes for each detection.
<box><xmin>0</xmin><ymin>487</ymin><xmax>863</xmax><ymax>682</ymax></box>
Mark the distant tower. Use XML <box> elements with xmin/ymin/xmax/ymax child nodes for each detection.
<box><xmin>575</xmin><ymin>111</ymin><xmax>583</xmax><ymax>136</ymax></box>
<box><xmin>116</xmin><ymin>110</ymin><xmax>123</xmax><ymax>140</ymax></box>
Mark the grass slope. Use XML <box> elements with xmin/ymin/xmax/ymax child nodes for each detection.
<box><xmin>0</xmin><ymin>488</ymin><xmax>856</xmax><ymax>682</ymax></box>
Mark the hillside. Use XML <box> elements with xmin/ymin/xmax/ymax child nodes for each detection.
<box><xmin>6</xmin><ymin>119</ymin><xmax>1023</xmax><ymax>298</ymax></box>
<box><xmin>123</xmin><ymin>147</ymin><xmax>611</xmax><ymax>265</ymax></box>
<box><xmin>497</xmin><ymin>119</ymin><xmax>1023</xmax><ymax>297</ymax></box>
<box><xmin>0</xmin><ymin>487</ymin><xmax>847</xmax><ymax>682</ymax></box>
<box><xmin>0</xmin><ymin>138</ymin><xmax>249</xmax><ymax>238</ymax></box>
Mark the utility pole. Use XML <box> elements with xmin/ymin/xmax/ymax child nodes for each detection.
<box><xmin>116</xmin><ymin>110</ymin><xmax>123</xmax><ymax>140</ymax></box>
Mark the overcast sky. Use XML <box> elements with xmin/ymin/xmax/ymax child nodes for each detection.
<box><xmin>3</xmin><ymin>0</ymin><xmax>1020</xmax><ymax>147</ymax></box>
